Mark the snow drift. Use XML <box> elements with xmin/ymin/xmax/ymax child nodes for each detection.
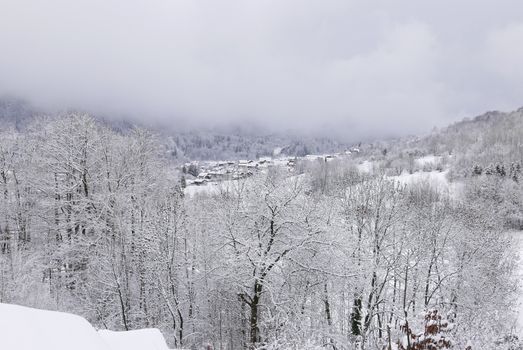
<box><xmin>0</xmin><ymin>303</ymin><xmax>110</xmax><ymax>350</ymax></box>
<box><xmin>0</xmin><ymin>303</ymin><xmax>170</xmax><ymax>350</ymax></box>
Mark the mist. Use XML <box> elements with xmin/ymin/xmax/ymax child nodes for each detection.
<box><xmin>1</xmin><ymin>0</ymin><xmax>523</xmax><ymax>139</ymax></box>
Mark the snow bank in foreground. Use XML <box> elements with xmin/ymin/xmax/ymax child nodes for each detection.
<box><xmin>0</xmin><ymin>303</ymin><xmax>170</xmax><ymax>350</ymax></box>
<box><xmin>99</xmin><ymin>329</ymin><xmax>170</xmax><ymax>350</ymax></box>
<box><xmin>0</xmin><ymin>303</ymin><xmax>110</xmax><ymax>350</ymax></box>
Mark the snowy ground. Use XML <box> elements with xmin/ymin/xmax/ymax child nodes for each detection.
<box><xmin>99</xmin><ymin>329</ymin><xmax>171</xmax><ymax>350</ymax></box>
<box><xmin>389</xmin><ymin>169</ymin><xmax>449</xmax><ymax>188</ymax></box>
<box><xmin>0</xmin><ymin>303</ymin><xmax>171</xmax><ymax>350</ymax></box>
<box><xmin>415</xmin><ymin>155</ymin><xmax>443</xmax><ymax>167</ymax></box>
<box><xmin>357</xmin><ymin>160</ymin><xmax>374</xmax><ymax>173</ymax></box>
<box><xmin>388</xmin><ymin>170</ymin><xmax>463</xmax><ymax>198</ymax></box>
<box><xmin>184</xmin><ymin>181</ymin><xmax>222</xmax><ymax>197</ymax></box>
<box><xmin>184</xmin><ymin>179</ymin><xmax>241</xmax><ymax>197</ymax></box>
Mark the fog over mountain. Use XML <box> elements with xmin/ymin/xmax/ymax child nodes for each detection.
<box><xmin>2</xmin><ymin>0</ymin><xmax>523</xmax><ymax>139</ymax></box>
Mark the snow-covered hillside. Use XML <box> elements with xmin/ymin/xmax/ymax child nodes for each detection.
<box><xmin>0</xmin><ymin>303</ymin><xmax>170</xmax><ymax>350</ymax></box>
<box><xmin>388</xmin><ymin>169</ymin><xmax>463</xmax><ymax>198</ymax></box>
<box><xmin>516</xmin><ymin>231</ymin><xmax>523</xmax><ymax>331</ymax></box>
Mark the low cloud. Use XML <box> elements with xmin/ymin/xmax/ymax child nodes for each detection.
<box><xmin>1</xmin><ymin>0</ymin><xmax>522</xmax><ymax>139</ymax></box>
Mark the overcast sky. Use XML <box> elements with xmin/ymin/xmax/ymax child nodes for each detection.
<box><xmin>1</xmin><ymin>0</ymin><xmax>522</xmax><ymax>139</ymax></box>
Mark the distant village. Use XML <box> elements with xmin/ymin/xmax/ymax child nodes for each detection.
<box><xmin>181</xmin><ymin>148</ymin><xmax>361</xmax><ymax>188</ymax></box>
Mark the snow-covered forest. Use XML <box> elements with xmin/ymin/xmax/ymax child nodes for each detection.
<box><xmin>0</xmin><ymin>108</ymin><xmax>522</xmax><ymax>349</ymax></box>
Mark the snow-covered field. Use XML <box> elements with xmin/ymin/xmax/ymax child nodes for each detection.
<box><xmin>415</xmin><ymin>155</ymin><xmax>443</xmax><ymax>166</ymax></box>
<box><xmin>184</xmin><ymin>181</ymin><xmax>222</xmax><ymax>196</ymax></box>
<box><xmin>184</xmin><ymin>179</ymin><xmax>241</xmax><ymax>197</ymax></box>
<box><xmin>389</xmin><ymin>170</ymin><xmax>448</xmax><ymax>190</ymax></box>
<box><xmin>357</xmin><ymin>160</ymin><xmax>374</xmax><ymax>173</ymax></box>
<box><xmin>0</xmin><ymin>303</ymin><xmax>171</xmax><ymax>350</ymax></box>
<box><xmin>388</xmin><ymin>170</ymin><xmax>464</xmax><ymax>199</ymax></box>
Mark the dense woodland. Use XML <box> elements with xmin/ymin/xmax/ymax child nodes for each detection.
<box><xmin>0</xmin><ymin>110</ymin><xmax>522</xmax><ymax>349</ymax></box>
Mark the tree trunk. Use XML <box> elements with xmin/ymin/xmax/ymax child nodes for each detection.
<box><xmin>249</xmin><ymin>280</ymin><xmax>262</xmax><ymax>347</ymax></box>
